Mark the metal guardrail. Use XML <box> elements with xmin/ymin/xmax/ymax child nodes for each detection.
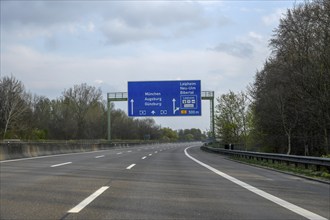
<box><xmin>201</xmin><ymin>146</ymin><xmax>330</xmax><ymax>172</ymax></box>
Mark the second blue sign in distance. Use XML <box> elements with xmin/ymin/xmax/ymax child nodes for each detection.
<box><xmin>128</xmin><ymin>80</ymin><xmax>201</xmax><ymax>117</ymax></box>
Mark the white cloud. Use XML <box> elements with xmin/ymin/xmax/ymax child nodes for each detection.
<box><xmin>94</xmin><ymin>79</ymin><xmax>103</xmax><ymax>84</ymax></box>
<box><xmin>1</xmin><ymin>44</ymin><xmax>260</xmax><ymax>96</ymax></box>
<box><xmin>1</xmin><ymin>1</ymin><xmax>91</xmax><ymax>28</ymax></box>
<box><xmin>87</xmin><ymin>22</ymin><xmax>95</xmax><ymax>32</ymax></box>
<box><xmin>248</xmin><ymin>31</ymin><xmax>263</xmax><ymax>42</ymax></box>
<box><xmin>239</xmin><ymin>7</ymin><xmax>263</xmax><ymax>13</ymax></box>
<box><xmin>262</xmin><ymin>8</ymin><xmax>287</xmax><ymax>26</ymax></box>
<box><xmin>99</xmin><ymin>1</ymin><xmax>212</xmax><ymax>45</ymax></box>
<box><xmin>107</xmin><ymin>1</ymin><xmax>204</xmax><ymax>28</ymax></box>
<box><xmin>102</xmin><ymin>19</ymin><xmax>163</xmax><ymax>44</ymax></box>
<box><xmin>208</xmin><ymin>42</ymin><xmax>254</xmax><ymax>58</ymax></box>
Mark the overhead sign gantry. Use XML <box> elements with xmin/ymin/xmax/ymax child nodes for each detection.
<box><xmin>107</xmin><ymin>80</ymin><xmax>214</xmax><ymax>142</ymax></box>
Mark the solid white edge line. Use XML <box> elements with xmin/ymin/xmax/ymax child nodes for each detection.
<box><xmin>126</xmin><ymin>164</ymin><xmax>136</xmax><ymax>170</ymax></box>
<box><xmin>184</xmin><ymin>146</ymin><xmax>327</xmax><ymax>220</ymax></box>
<box><xmin>50</xmin><ymin>162</ymin><xmax>72</xmax><ymax>167</ymax></box>
<box><xmin>68</xmin><ymin>186</ymin><xmax>109</xmax><ymax>213</ymax></box>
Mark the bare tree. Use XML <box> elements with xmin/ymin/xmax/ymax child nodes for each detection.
<box><xmin>62</xmin><ymin>83</ymin><xmax>102</xmax><ymax>139</ymax></box>
<box><xmin>0</xmin><ymin>76</ymin><xmax>30</xmax><ymax>139</ymax></box>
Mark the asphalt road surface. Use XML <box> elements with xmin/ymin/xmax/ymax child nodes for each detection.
<box><xmin>1</xmin><ymin>143</ymin><xmax>329</xmax><ymax>220</ymax></box>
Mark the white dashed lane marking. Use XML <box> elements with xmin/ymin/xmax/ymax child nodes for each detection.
<box><xmin>50</xmin><ymin>162</ymin><xmax>72</xmax><ymax>167</ymax></box>
<box><xmin>126</xmin><ymin>164</ymin><xmax>136</xmax><ymax>170</ymax></box>
<box><xmin>68</xmin><ymin>186</ymin><xmax>110</xmax><ymax>213</ymax></box>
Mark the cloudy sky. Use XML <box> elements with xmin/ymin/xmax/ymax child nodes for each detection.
<box><xmin>1</xmin><ymin>0</ymin><xmax>298</xmax><ymax>132</ymax></box>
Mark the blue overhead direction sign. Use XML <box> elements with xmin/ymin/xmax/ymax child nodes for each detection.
<box><xmin>128</xmin><ymin>80</ymin><xmax>201</xmax><ymax>117</ymax></box>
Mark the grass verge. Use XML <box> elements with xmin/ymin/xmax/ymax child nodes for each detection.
<box><xmin>230</xmin><ymin>156</ymin><xmax>330</xmax><ymax>182</ymax></box>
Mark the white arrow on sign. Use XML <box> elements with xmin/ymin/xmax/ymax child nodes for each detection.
<box><xmin>172</xmin><ymin>98</ymin><xmax>179</xmax><ymax>114</ymax></box>
<box><xmin>130</xmin><ymin>99</ymin><xmax>134</xmax><ymax>115</ymax></box>
<box><xmin>151</xmin><ymin>110</ymin><xmax>156</xmax><ymax>115</ymax></box>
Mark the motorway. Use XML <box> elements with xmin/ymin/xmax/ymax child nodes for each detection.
<box><xmin>0</xmin><ymin>143</ymin><xmax>329</xmax><ymax>220</ymax></box>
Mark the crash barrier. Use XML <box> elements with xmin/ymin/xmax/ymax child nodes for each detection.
<box><xmin>201</xmin><ymin>146</ymin><xmax>330</xmax><ymax>172</ymax></box>
<box><xmin>0</xmin><ymin>140</ymin><xmax>159</xmax><ymax>161</ymax></box>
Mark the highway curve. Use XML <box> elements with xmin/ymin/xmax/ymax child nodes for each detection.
<box><xmin>0</xmin><ymin>143</ymin><xmax>329</xmax><ymax>220</ymax></box>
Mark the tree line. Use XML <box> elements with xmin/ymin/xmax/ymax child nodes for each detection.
<box><xmin>215</xmin><ymin>0</ymin><xmax>330</xmax><ymax>156</ymax></box>
<box><xmin>0</xmin><ymin>75</ymin><xmax>205</xmax><ymax>141</ymax></box>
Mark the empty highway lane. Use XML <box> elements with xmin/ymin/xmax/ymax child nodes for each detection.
<box><xmin>0</xmin><ymin>143</ymin><xmax>329</xmax><ymax>219</ymax></box>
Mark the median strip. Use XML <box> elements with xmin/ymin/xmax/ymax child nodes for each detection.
<box><xmin>68</xmin><ymin>186</ymin><xmax>109</xmax><ymax>213</ymax></box>
<box><xmin>50</xmin><ymin>162</ymin><xmax>72</xmax><ymax>167</ymax></box>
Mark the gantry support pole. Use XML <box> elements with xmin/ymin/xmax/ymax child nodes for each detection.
<box><xmin>107</xmin><ymin>93</ymin><xmax>111</xmax><ymax>142</ymax></box>
<box><xmin>107</xmin><ymin>92</ymin><xmax>128</xmax><ymax>142</ymax></box>
<box><xmin>201</xmin><ymin>91</ymin><xmax>215</xmax><ymax>140</ymax></box>
<box><xmin>210</xmin><ymin>95</ymin><xmax>215</xmax><ymax>140</ymax></box>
